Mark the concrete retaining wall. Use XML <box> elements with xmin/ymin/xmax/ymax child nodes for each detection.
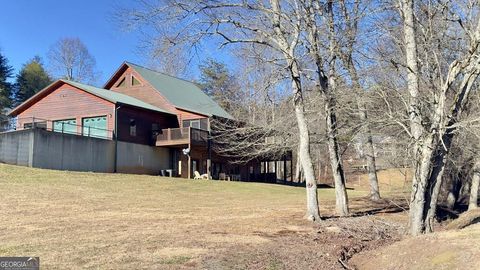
<box><xmin>32</xmin><ymin>130</ymin><xmax>115</xmax><ymax>172</ymax></box>
<box><xmin>117</xmin><ymin>141</ymin><xmax>170</xmax><ymax>175</ymax></box>
<box><xmin>0</xmin><ymin>130</ymin><xmax>33</xmax><ymax>167</ymax></box>
<box><xmin>0</xmin><ymin>129</ymin><xmax>170</xmax><ymax>175</ymax></box>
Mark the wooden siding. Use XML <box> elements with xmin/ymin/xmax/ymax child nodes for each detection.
<box><xmin>108</xmin><ymin>67</ymin><xmax>178</xmax><ymax>114</ymax></box>
<box><xmin>106</xmin><ymin>65</ymin><xmax>208</xmax><ymax>126</ymax></box>
<box><xmin>116</xmin><ymin>106</ymin><xmax>179</xmax><ymax>145</ymax></box>
<box><xmin>17</xmin><ymin>83</ymin><xmax>115</xmax><ymax>134</ymax></box>
<box><xmin>175</xmin><ymin>108</ymin><xmax>208</xmax><ymax>124</ymax></box>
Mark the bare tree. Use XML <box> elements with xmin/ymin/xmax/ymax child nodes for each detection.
<box><xmin>301</xmin><ymin>0</ymin><xmax>350</xmax><ymax>216</ymax></box>
<box><xmin>327</xmin><ymin>0</ymin><xmax>381</xmax><ymax>201</ymax></box>
<box><xmin>398</xmin><ymin>0</ymin><xmax>480</xmax><ymax>235</ymax></box>
<box><xmin>47</xmin><ymin>37</ymin><xmax>99</xmax><ymax>84</ymax></box>
<box><xmin>123</xmin><ymin>0</ymin><xmax>322</xmax><ymax>220</ymax></box>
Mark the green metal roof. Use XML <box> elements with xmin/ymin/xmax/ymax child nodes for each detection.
<box><xmin>62</xmin><ymin>80</ymin><xmax>175</xmax><ymax>115</ymax></box>
<box><xmin>126</xmin><ymin>62</ymin><xmax>233</xmax><ymax>119</ymax></box>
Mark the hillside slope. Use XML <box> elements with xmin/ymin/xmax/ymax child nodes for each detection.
<box><xmin>351</xmin><ymin>223</ymin><xmax>480</xmax><ymax>270</ymax></box>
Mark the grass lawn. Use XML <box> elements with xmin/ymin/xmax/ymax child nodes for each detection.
<box><xmin>0</xmin><ymin>164</ymin><xmax>408</xmax><ymax>269</ymax></box>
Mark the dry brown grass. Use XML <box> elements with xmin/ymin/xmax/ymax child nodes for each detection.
<box><xmin>0</xmin><ymin>164</ymin><xmax>408</xmax><ymax>269</ymax></box>
<box><xmin>348</xmin><ymin>168</ymin><xmax>412</xmax><ymax>193</ymax></box>
<box><xmin>351</xmin><ymin>223</ymin><xmax>480</xmax><ymax>270</ymax></box>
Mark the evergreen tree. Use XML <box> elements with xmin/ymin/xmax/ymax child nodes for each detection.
<box><xmin>199</xmin><ymin>59</ymin><xmax>241</xmax><ymax>113</ymax></box>
<box><xmin>14</xmin><ymin>56</ymin><xmax>52</xmax><ymax>104</ymax></box>
<box><xmin>0</xmin><ymin>51</ymin><xmax>14</xmax><ymax>115</ymax></box>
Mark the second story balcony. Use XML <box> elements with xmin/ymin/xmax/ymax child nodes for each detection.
<box><xmin>155</xmin><ymin>127</ymin><xmax>208</xmax><ymax>147</ymax></box>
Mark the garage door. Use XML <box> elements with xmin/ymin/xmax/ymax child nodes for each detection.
<box><xmin>82</xmin><ymin>116</ymin><xmax>107</xmax><ymax>139</ymax></box>
<box><xmin>53</xmin><ymin>119</ymin><xmax>77</xmax><ymax>135</ymax></box>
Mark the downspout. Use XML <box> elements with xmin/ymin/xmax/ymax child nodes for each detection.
<box><xmin>114</xmin><ymin>104</ymin><xmax>121</xmax><ymax>173</ymax></box>
<box><xmin>207</xmin><ymin>117</ymin><xmax>212</xmax><ymax>179</ymax></box>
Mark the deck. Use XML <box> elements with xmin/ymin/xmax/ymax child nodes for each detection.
<box><xmin>155</xmin><ymin>127</ymin><xmax>208</xmax><ymax>146</ymax></box>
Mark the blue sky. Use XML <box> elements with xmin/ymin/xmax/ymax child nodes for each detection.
<box><xmin>0</xmin><ymin>0</ymin><xmax>143</xmax><ymax>86</ymax></box>
<box><xmin>0</xmin><ymin>0</ymin><xmax>234</xmax><ymax>86</ymax></box>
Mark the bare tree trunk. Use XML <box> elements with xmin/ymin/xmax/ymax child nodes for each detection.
<box><xmin>409</xmin><ymin>137</ymin><xmax>435</xmax><ymax>235</ymax></box>
<box><xmin>268</xmin><ymin>0</ymin><xmax>320</xmax><ymax>221</ymax></box>
<box><xmin>401</xmin><ymin>0</ymin><xmax>426</xmax><ymax>236</ymax></box>
<box><xmin>295</xmin><ymin>146</ymin><xmax>302</xmax><ymax>182</ymax></box>
<box><xmin>326</xmin><ymin>0</ymin><xmax>349</xmax><ymax>216</ymax></box>
<box><xmin>364</xmin><ymin>131</ymin><xmax>381</xmax><ymax>200</ymax></box>
<box><xmin>424</xmin><ymin>131</ymin><xmax>453</xmax><ymax>232</ymax></box>
<box><xmin>401</xmin><ymin>0</ymin><xmax>422</xmax><ymax>149</ymax></box>
<box><xmin>290</xmin><ymin>66</ymin><xmax>320</xmax><ymax>221</ymax></box>
<box><xmin>302</xmin><ymin>0</ymin><xmax>350</xmax><ymax>217</ymax></box>
<box><xmin>469</xmin><ymin>158</ymin><xmax>480</xmax><ymax>210</ymax></box>
<box><xmin>325</xmin><ymin>94</ymin><xmax>349</xmax><ymax>216</ymax></box>
<box><xmin>296</xmin><ymin>102</ymin><xmax>320</xmax><ymax>221</ymax></box>
<box><xmin>347</xmin><ymin>63</ymin><xmax>381</xmax><ymax>201</ymax></box>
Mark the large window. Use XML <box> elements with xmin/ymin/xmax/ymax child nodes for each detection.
<box><xmin>184</xmin><ymin>119</ymin><xmax>200</xmax><ymax>129</ymax></box>
<box><xmin>82</xmin><ymin>116</ymin><xmax>107</xmax><ymax>138</ymax></box>
<box><xmin>53</xmin><ymin>119</ymin><xmax>77</xmax><ymax>135</ymax></box>
<box><xmin>182</xmin><ymin>119</ymin><xmax>208</xmax><ymax>130</ymax></box>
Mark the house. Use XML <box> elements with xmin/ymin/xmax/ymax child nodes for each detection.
<box><xmin>3</xmin><ymin>62</ymin><xmax>291</xmax><ymax>181</ymax></box>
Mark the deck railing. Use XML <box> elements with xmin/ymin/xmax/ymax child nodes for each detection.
<box><xmin>155</xmin><ymin>127</ymin><xmax>208</xmax><ymax>146</ymax></box>
<box><xmin>0</xmin><ymin>117</ymin><xmax>114</xmax><ymax>140</ymax></box>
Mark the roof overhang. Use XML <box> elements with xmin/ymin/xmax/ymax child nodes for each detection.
<box><xmin>9</xmin><ymin>79</ymin><xmax>177</xmax><ymax>117</ymax></box>
<box><xmin>103</xmin><ymin>62</ymin><xmax>130</xmax><ymax>89</ymax></box>
<box><xmin>9</xmin><ymin>80</ymin><xmax>66</xmax><ymax>116</ymax></box>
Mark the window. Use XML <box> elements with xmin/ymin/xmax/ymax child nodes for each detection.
<box><xmin>116</xmin><ymin>77</ymin><xmax>126</xmax><ymax>87</ymax></box>
<box><xmin>132</xmin><ymin>75</ymin><xmax>141</xmax><ymax>86</ymax></box>
<box><xmin>82</xmin><ymin>116</ymin><xmax>107</xmax><ymax>138</ymax></box>
<box><xmin>23</xmin><ymin>121</ymin><xmax>47</xmax><ymax>130</ymax></box>
<box><xmin>182</xmin><ymin>119</ymin><xmax>201</xmax><ymax>129</ymax></box>
<box><xmin>130</xmin><ymin>119</ymin><xmax>136</xmax><ymax>136</ymax></box>
<box><xmin>53</xmin><ymin>119</ymin><xmax>77</xmax><ymax>135</ymax></box>
<box><xmin>152</xmin><ymin>123</ymin><xmax>159</xmax><ymax>132</ymax></box>
<box><xmin>190</xmin><ymin>120</ymin><xmax>200</xmax><ymax>129</ymax></box>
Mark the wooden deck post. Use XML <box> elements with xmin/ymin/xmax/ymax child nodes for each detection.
<box><xmin>290</xmin><ymin>158</ymin><xmax>293</xmax><ymax>182</ymax></box>
<box><xmin>187</xmin><ymin>149</ymin><xmax>191</xmax><ymax>179</ymax></box>
<box><xmin>187</xmin><ymin>127</ymin><xmax>192</xmax><ymax>179</ymax></box>
<box><xmin>207</xmin><ymin>142</ymin><xmax>211</xmax><ymax>180</ymax></box>
<box><xmin>274</xmin><ymin>161</ymin><xmax>277</xmax><ymax>182</ymax></box>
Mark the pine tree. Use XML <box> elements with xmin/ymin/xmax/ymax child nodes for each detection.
<box><xmin>199</xmin><ymin>59</ymin><xmax>240</xmax><ymax>113</ymax></box>
<box><xmin>0</xmin><ymin>51</ymin><xmax>14</xmax><ymax>116</ymax></box>
<box><xmin>14</xmin><ymin>56</ymin><xmax>52</xmax><ymax>104</ymax></box>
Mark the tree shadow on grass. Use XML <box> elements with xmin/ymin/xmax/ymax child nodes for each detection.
<box><xmin>321</xmin><ymin>197</ymin><xmax>410</xmax><ymax>220</ymax></box>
